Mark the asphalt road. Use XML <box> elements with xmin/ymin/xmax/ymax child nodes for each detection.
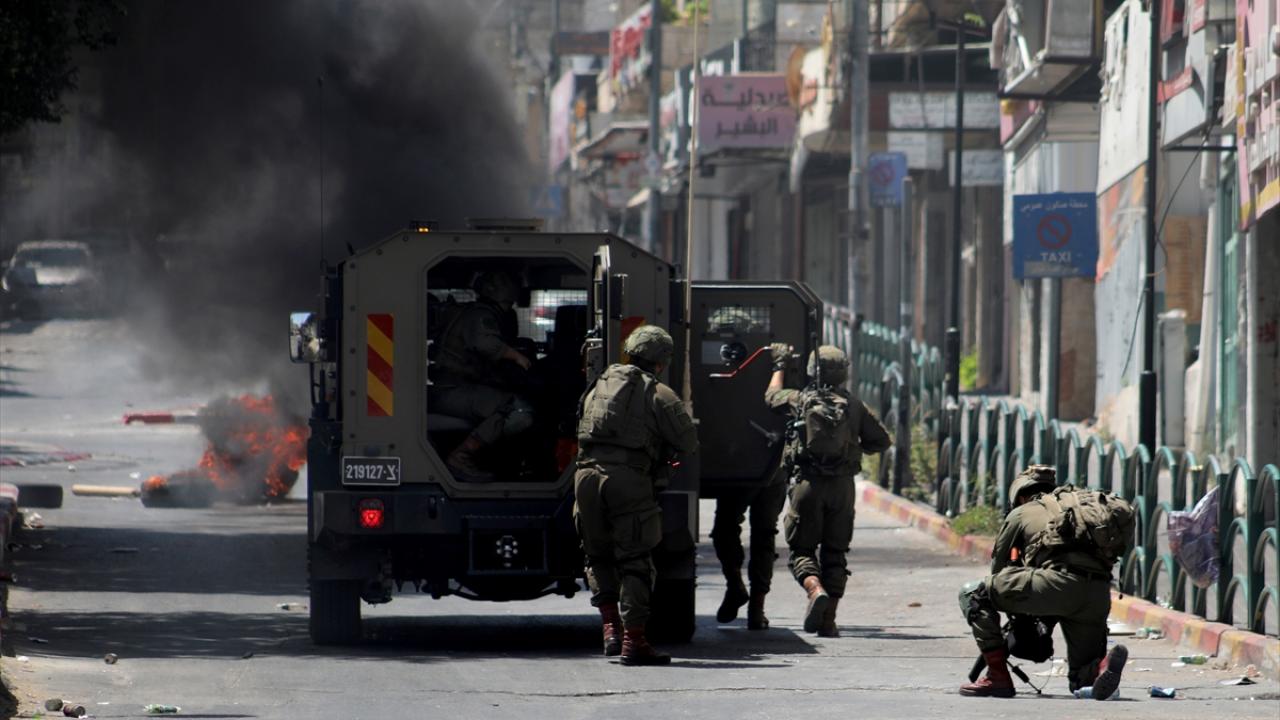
<box><xmin>1</xmin><ymin>319</ymin><xmax>1276</xmax><ymax>719</ymax></box>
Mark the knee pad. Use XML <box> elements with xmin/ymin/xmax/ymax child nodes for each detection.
<box><xmin>958</xmin><ymin>579</ymin><xmax>989</xmax><ymax>624</ymax></box>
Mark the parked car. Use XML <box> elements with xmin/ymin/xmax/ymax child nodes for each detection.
<box><xmin>0</xmin><ymin>240</ymin><xmax>105</xmax><ymax>318</ymax></box>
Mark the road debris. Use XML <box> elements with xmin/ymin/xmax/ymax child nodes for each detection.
<box><xmin>1134</xmin><ymin>626</ymin><xmax>1164</xmax><ymax>640</ymax></box>
<box><xmin>276</xmin><ymin>602</ymin><xmax>305</xmax><ymax>611</ymax></box>
<box><xmin>45</xmin><ymin>698</ymin><xmax>64</xmax><ymax>711</ymax></box>
<box><xmin>1072</xmin><ymin>686</ymin><xmax>1120</xmax><ymax>699</ymax></box>
<box><xmin>72</xmin><ymin>485</ymin><xmax>140</xmax><ymax>498</ymax></box>
<box><xmin>62</xmin><ymin>703</ymin><xmax>87</xmax><ymax>717</ymax></box>
<box><xmin>144</xmin><ymin>704</ymin><xmax>181</xmax><ymax>714</ymax></box>
<box><xmin>104</xmin><ymin>653</ymin><xmax>119</xmax><ymax>664</ymax></box>
<box><xmin>1244</xmin><ymin>664</ymin><xmax>1261</xmax><ymax>678</ymax></box>
<box><xmin>1220</xmin><ymin>677</ymin><xmax>1256</xmax><ymax>686</ymax></box>
<box><xmin>907</xmin><ymin>601</ymin><xmax>922</xmax><ymax>608</ymax></box>
<box><xmin>1149</xmin><ymin>687</ymin><xmax>1177</xmax><ymax>698</ymax></box>
<box><xmin>1178</xmin><ymin>654</ymin><xmax>1209</xmax><ymax>664</ymax></box>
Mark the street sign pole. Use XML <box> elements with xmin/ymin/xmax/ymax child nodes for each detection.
<box><xmin>645</xmin><ymin>0</ymin><xmax>663</xmax><ymax>255</ymax></box>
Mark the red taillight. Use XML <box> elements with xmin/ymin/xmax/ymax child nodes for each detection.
<box><xmin>358</xmin><ymin>499</ymin><xmax>385</xmax><ymax>529</ymax></box>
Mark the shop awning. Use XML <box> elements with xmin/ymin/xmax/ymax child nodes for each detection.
<box><xmin>578</xmin><ymin>122</ymin><xmax>649</xmax><ymax>159</ymax></box>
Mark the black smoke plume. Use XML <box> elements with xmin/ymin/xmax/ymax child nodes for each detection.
<box><xmin>20</xmin><ymin>0</ymin><xmax>533</xmax><ymax>405</ymax></box>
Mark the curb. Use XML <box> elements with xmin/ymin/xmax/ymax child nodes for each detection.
<box><xmin>856</xmin><ymin>480</ymin><xmax>1280</xmax><ymax>680</ymax></box>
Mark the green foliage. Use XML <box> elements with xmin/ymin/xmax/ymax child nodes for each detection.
<box><xmin>660</xmin><ymin>0</ymin><xmax>709</xmax><ymax>24</ymax></box>
<box><xmin>885</xmin><ymin>423</ymin><xmax>936</xmax><ymax>503</ymax></box>
<box><xmin>959</xmin><ymin>350</ymin><xmax>978</xmax><ymax>391</ymax></box>
<box><xmin>861</xmin><ymin>451</ymin><xmax>881</xmax><ymax>486</ymax></box>
<box><xmin>951</xmin><ymin>505</ymin><xmax>1003</xmax><ymax>536</ymax></box>
<box><xmin>0</xmin><ymin>0</ymin><xmax>125</xmax><ymax>135</ymax></box>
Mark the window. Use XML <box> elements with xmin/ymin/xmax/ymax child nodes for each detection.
<box><xmin>704</xmin><ymin>304</ymin><xmax>772</xmax><ymax>335</ymax></box>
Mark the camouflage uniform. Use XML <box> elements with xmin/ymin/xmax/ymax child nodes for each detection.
<box><xmin>768</xmin><ymin>385</ymin><xmax>891</xmax><ymax>596</ymax></box>
<box><xmin>428</xmin><ymin>272</ymin><xmax>533</xmax><ymax>479</ymax></box>
<box><xmin>429</xmin><ymin>298</ymin><xmax>533</xmax><ymax>445</ymax></box>
<box><xmin>574</xmin><ymin>326</ymin><xmax>697</xmax><ymax>664</ymax></box>
<box><xmin>962</xmin><ymin>470</ymin><xmax>1117</xmax><ymax>692</ymax></box>
<box><xmin>709</xmin><ymin>463</ymin><xmax>787</xmax><ymax>623</ymax></box>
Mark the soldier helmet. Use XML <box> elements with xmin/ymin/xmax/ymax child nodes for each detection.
<box><xmin>474</xmin><ymin>271</ymin><xmax>518</xmax><ymax>305</ymax></box>
<box><xmin>807</xmin><ymin>345</ymin><xmax>849</xmax><ymax>385</ymax></box>
<box><xmin>1010</xmin><ymin>464</ymin><xmax>1057</xmax><ymax>504</ymax></box>
<box><xmin>624</xmin><ymin>325</ymin><xmax>675</xmax><ymax>364</ymax></box>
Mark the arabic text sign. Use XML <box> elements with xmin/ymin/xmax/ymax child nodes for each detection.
<box><xmin>888</xmin><ymin>92</ymin><xmax>1000</xmax><ymax>130</ymax></box>
<box><xmin>698</xmin><ymin>75</ymin><xmax>796</xmax><ymax>150</ymax></box>
<box><xmin>867</xmin><ymin>152</ymin><xmax>907</xmax><ymax>207</ymax></box>
<box><xmin>1013</xmin><ymin>193</ymin><xmax>1099</xmax><ymax>280</ymax></box>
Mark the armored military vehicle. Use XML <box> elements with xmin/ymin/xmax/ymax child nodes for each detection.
<box><xmin>291</xmin><ymin>220</ymin><xmax>821</xmax><ymax>644</ymax></box>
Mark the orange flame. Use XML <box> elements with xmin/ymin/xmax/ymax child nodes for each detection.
<box><xmin>149</xmin><ymin>394</ymin><xmax>308</xmax><ymax>503</ymax></box>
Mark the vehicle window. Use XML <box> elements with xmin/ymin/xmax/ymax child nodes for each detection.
<box><xmin>16</xmin><ymin>247</ymin><xmax>90</xmax><ymax>267</ymax></box>
<box><xmin>519</xmin><ymin>289</ymin><xmax>588</xmax><ymax>343</ymax></box>
<box><xmin>705</xmin><ymin>304</ymin><xmax>772</xmax><ymax>335</ymax></box>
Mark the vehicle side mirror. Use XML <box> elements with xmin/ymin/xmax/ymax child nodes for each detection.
<box><xmin>289</xmin><ymin>312</ymin><xmax>325</xmax><ymax>363</ymax></box>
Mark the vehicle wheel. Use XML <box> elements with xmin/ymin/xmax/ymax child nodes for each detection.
<box><xmin>309</xmin><ymin>579</ymin><xmax>362</xmax><ymax>645</ymax></box>
<box><xmin>647</xmin><ymin>577</ymin><xmax>696</xmax><ymax>644</ymax></box>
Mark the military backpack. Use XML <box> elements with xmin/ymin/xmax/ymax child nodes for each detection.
<box><xmin>1023</xmin><ymin>486</ymin><xmax>1136</xmax><ymax>568</ymax></box>
<box><xmin>788</xmin><ymin>386</ymin><xmax>850</xmax><ymax>476</ymax></box>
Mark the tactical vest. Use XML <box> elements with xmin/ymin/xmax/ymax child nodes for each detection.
<box><xmin>577</xmin><ymin>364</ymin><xmax>658</xmax><ymax>458</ymax></box>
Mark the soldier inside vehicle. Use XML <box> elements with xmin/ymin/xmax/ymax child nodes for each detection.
<box><xmin>425</xmin><ymin>256</ymin><xmax>589</xmax><ymax>483</ymax></box>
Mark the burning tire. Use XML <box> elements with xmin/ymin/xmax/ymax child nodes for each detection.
<box><xmin>309</xmin><ymin>579</ymin><xmax>362</xmax><ymax>645</ymax></box>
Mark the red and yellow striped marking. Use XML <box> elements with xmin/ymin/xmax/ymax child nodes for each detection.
<box><xmin>366</xmin><ymin>314</ymin><xmax>394</xmax><ymax>417</ymax></box>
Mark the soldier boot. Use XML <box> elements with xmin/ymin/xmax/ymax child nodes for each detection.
<box><xmin>447</xmin><ymin>434</ymin><xmax>494</xmax><ymax>482</ymax></box>
<box><xmin>1090</xmin><ymin>644</ymin><xmax>1128</xmax><ymax>700</ymax></box>
<box><xmin>959</xmin><ymin>648</ymin><xmax>1015</xmax><ymax>698</ymax></box>
<box><xmin>817</xmin><ymin>597</ymin><xmax>840</xmax><ymax>637</ymax></box>
<box><xmin>716</xmin><ymin>578</ymin><xmax>750</xmax><ymax>624</ymax></box>
<box><xmin>746</xmin><ymin>591</ymin><xmax>769</xmax><ymax>630</ymax></box>
<box><xmin>599</xmin><ymin>602</ymin><xmax>622</xmax><ymax>657</ymax></box>
<box><xmin>802</xmin><ymin>576</ymin><xmax>829</xmax><ymax>633</ymax></box>
<box><xmin>619</xmin><ymin>625</ymin><xmax>671</xmax><ymax>666</ymax></box>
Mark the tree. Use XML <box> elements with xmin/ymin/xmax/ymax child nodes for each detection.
<box><xmin>0</xmin><ymin>0</ymin><xmax>125</xmax><ymax>137</ymax></box>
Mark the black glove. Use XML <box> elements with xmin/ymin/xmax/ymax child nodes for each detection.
<box><xmin>769</xmin><ymin>342</ymin><xmax>794</xmax><ymax>371</ymax></box>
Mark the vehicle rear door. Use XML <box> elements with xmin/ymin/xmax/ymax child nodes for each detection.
<box><xmin>689</xmin><ymin>282</ymin><xmax>822</xmax><ymax>499</ymax></box>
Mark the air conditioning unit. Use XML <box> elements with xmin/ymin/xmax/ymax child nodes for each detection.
<box><xmin>1000</xmin><ymin>0</ymin><xmax>1101</xmax><ymax>97</ymax></box>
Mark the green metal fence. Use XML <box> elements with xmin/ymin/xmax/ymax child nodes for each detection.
<box><xmin>828</xmin><ymin>310</ymin><xmax>1279</xmax><ymax>637</ymax></box>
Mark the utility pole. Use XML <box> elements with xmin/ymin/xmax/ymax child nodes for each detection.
<box><xmin>645</xmin><ymin>0</ymin><xmax>664</xmax><ymax>255</ymax></box>
<box><xmin>1139</xmin><ymin>0</ymin><xmax>1161</xmax><ymax>450</ymax></box>
<box><xmin>893</xmin><ymin>176</ymin><xmax>915</xmax><ymax>496</ymax></box>
<box><xmin>944</xmin><ymin>27</ymin><xmax>965</xmax><ymax>402</ymax></box>
<box><xmin>848</xmin><ymin>0</ymin><xmax>870</xmax><ymax>377</ymax></box>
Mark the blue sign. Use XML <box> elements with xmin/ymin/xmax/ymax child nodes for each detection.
<box><xmin>1012</xmin><ymin>193</ymin><xmax>1098</xmax><ymax>280</ymax></box>
<box><xmin>867</xmin><ymin>152</ymin><xmax>908</xmax><ymax>207</ymax></box>
<box><xmin>529</xmin><ymin>185</ymin><xmax>566</xmax><ymax>218</ymax></box>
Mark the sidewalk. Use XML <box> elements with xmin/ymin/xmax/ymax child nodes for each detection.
<box><xmin>857</xmin><ymin>480</ymin><xmax>1280</xmax><ymax>680</ymax></box>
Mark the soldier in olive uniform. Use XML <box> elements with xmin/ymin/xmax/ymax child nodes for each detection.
<box><xmin>574</xmin><ymin>325</ymin><xmax>698</xmax><ymax>665</ymax></box>
<box><xmin>710</xmin><ymin>463</ymin><xmax>787</xmax><ymax>630</ymax></box>
<box><xmin>766</xmin><ymin>345</ymin><xmax>892</xmax><ymax>637</ymax></box>
<box><xmin>429</xmin><ymin>271</ymin><xmax>534</xmax><ymax>481</ymax></box>
<box><xmin>959</xmin><ymin>466</ymin><xmax>1128</xmax><ymax>699</ymax></box>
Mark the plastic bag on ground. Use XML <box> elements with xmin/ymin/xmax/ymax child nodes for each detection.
<box><xmin>1167</xmin><ymin>485</ymin><xmax>1220</xmax><ymax>589</ymax></box>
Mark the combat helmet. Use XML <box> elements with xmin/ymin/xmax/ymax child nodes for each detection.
<box><xmin>474</xmin><ymin>271</ymin><xmax>519</xmax><ymax>306</ymax></box>
<box><xmin>1010</xmin><ymin>464</ymin><xmax>1057</xmax><ymax>504</ymax></box>
<box><xmin>624</xmin><ymin>325</ymin><xmax>675</xmax><ymax>364</ymax></box>
<box><xmin>807</xmin><ymin>345</ymin><xmax>849</xmax><ymax>385</ymax></box>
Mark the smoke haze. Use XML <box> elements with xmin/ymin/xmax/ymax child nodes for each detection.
<box><xmin>7</xmin><ymin>0</ymin><xmax>533</xmax><ymax>408</ymax></box>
